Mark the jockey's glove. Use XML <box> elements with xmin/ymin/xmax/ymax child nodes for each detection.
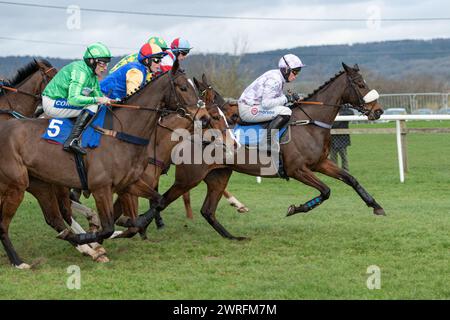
<box><xmin>286</xmin><ymin>92</ymin><xmax>301</xmax><ymax>103</ymax></box>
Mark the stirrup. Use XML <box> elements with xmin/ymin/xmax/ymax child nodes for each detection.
<box><xmin>67</xmin><ymin>139</ymin><xmax>87</xmax><ymax>155</ymax></box>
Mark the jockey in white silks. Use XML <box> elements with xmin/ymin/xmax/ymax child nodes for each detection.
<box><xmin>238</xmin><ymin>53</ymin><xmax>305</xmax><ymax>147</ymax></box>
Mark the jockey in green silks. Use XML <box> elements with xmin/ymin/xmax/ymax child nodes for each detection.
<box><xmin>42</xmin><ymin>42</ymin><xmax>113</xmax><ymax>155</ymax></box>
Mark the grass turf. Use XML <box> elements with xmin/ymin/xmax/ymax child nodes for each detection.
<box><xmin>0</xmin><ymin>131</ymin><xmax>449</xmax><ymax>299</ymax></box>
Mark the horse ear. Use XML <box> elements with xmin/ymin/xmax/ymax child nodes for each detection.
<box><xmin>35</xmin><ymin>59</ymin><xmax>45</xmax><ymax>69</ymax></box>
<box><xmin>193</xmin><ymin>77</ymin><xmax>200</xmax><ymax>90</ymax></box>
<box><xmin>353</xmin><ymin>64</ymin><xmax>360</xmax><ymax>71</ymax></box>
<box><xmin>171</xmin><ymin>58</ymin><xmax>180</xmax><ymax>75</ymax></box>
<box><xmin>202</xmin><ymin>73</ymin><xmax>209</xmax><ymax>85</ymax></box>
<box><xmin>342</xmin><ymin>62</ymin><xmax>351</xmax><ymax>72</ymax></box>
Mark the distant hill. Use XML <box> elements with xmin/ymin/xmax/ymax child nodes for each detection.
<box><xmin>1</xmin><ymin>38</ymin><xmax>449</xmax><ymax>93</ymax></box>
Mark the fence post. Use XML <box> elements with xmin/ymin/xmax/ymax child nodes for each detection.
<box><xmin>400</xmin><ymin>120</ymin><xmax>408</xmax><ymax>173</ymax></box>
<box><xmin>396</xmin><ymin>120</ymin><xmax>405</xmax><ymax>183</ymax></box>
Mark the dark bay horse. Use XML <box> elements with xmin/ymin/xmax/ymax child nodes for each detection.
<box><xmin>0</xmin><ymin>66</ymin><xmax>210</xmax><ymax>268</ymax></box>
<box><xmin>137</xmin><ymin>63</ymin><xmax>385</xmax><ymax>240</ymax></box>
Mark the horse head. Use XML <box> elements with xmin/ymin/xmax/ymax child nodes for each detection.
<box><xmin>193</xmin><ymin>74</ymin><xmax>240</xmax><ymax>156</ymax></box>
<box><xmin>342</xmin><ymin>62</ymin><xmax>383</xmax><ymax>120</ymax></box>
<box><xmin>34</xmin><ymin>59</ymin><xmax>58</xmax><ymax>94</ymax></box>
<box><xmin>157</xmin><ymin>69</ymin><xmax>213</xmax><ymax>131</ymax></box>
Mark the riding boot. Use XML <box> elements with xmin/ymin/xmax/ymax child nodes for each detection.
<box><xmin>63</xmin><ymin>109</ymin><xmax>93</xmax><ymax>155</ymax></box>
<box><xmin>266</xmin><ymin>115</ymin><xmax>290</xmax><ymax>150</ymax></box>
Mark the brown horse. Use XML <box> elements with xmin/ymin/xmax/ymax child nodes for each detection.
<box><xmin>0</xmin><ymin>60</ymin><xmax>111</xmax><ymax>261</ymax></box>
<box><xmin>136</xmin><ymin>63</ymin><xmax>385</xmax><ymax>240</ymax></box>
<box><xmin>166</xmin><ymin>75</ymin><xmax>249</xmax><ymax>223</ymax></box>
<box><xmin>0</xmin><ymin>64</ymin><xmax>210</xmax><ymax>268</ymax></box>
<box><xmin>107</xmin><ymin>77</ymin><xmax>237</xmax><ymax>238</ymax></box>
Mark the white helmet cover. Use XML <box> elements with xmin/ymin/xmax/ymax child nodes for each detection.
<box><xmin>278</xmin><ymin>54</ymin><xmax>306</xmax><ymax>70</ymax></box>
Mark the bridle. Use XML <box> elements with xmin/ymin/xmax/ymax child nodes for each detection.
<box><xmin>0</xmin><ymin>65</ymin><xmax>56</xmax><ymax>110</ymax></box>
<box><xmin>291</xmin><ymin>70</ymin><xmax>380</xmax><ymax>128</ymax></box>
<box><xmin>345</xmin><ymin>72</ymin><xmax>378</xmax><ymax>117</ymax></box>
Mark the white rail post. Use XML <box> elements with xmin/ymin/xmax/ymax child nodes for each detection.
<box><xmin>396</xmin><ymin>120</ymin><xmax>405</xmax><ymax>183</ymax></box>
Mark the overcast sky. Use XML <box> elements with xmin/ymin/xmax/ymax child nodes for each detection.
<box><xmin>1</xmin><ymin>0</ymin><xmax>450</xmax><ymax>58</ymax></box>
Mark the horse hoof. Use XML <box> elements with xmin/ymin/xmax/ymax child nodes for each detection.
<box><xmin>237</xmin><ymin>207</ymin><xmax>249</xmax><ymax>213</ymax></box>
<box><xmin>139</xmin><ymin>230</ymin><xmax>148</xmax><ymax>240</ymax></box>
<box><xmin>109</xmin><ymin>231</ymin><xmax>123</xmax><ymax>239</ymax></box>
<box><xmin>156</xmin><ymin>224</ymin><xmax>165</xmax><ymax>230</ymax></box>
<box><xmin>234</xmin><ymin>236</ymin><xmax>249</xmax><ymax>241</ymax></box>
<box><xmin>286</xmin><ymin>205</ymin><xmax>296</xmax><ymax>216</ymax></box>
<box><xmin>374</xmin><ymin>208</ymin><xmax>386</xmax><ymax>216</ymax></box>
<box><xmin>95</xmin><ymin>255</ymin><xmax>110</xmax><ymax>263</ymax></box>
<box><xmin>15</xmin><ymin>263</ymin><xmax>31</xmax><ymax>270</ymax></box>
<box><xmin>94</xmin><ymin>246</ymin><xmax>107</xmax><ymax>256</ymax></box>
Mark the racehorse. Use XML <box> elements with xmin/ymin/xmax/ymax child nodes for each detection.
<box><xmin>106</xmin><ymin>78</ymin><xmax>238</xmax><ymax>238</ymax></box>
<box><xmin>136</xmin><ymin>63</ymin><xmax>386</xmax><ymax>240</ymax></box>
<box><xmin>148</xmin><ymin>74</ymin><xmax>248</xmax><ymax>229</ymax></box>
<box><xmin>0</xmin><ymin>60</ymin><xmax>116</xmax><ymax>261</ymax></box>
<box><xmin>0</xmin><ymin>63</ymin><xmax>211</xmax><ymax>268</ymax></box>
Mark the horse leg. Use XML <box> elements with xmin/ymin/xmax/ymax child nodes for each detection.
<box><xmin>152</xmin><ymin>184</ymin><xmax>165</xmax><ymax>229</ymax></box>
<box><xmin>138</xmin><ymin>178</ymin><xmax>203</xmax><ymax>232</ymax></box>
<box><xmin>68</xmin><ymin>186</ymin><xmax>102</xmax><ymax>231</ymax></box>
<box><xmin>286</xmin><ymin>167</ymin><xmax>331</xmax><ymax>216</ymax></box>
<box><xmin>200</xmin><ymin>168</ymin><xmax>247</xmax><ymax>240</ymax></box>
<box><xmin>223</xmin><ymin>189</ymin><xmax>249</xmax><ymax>213</ymax></box>
<box><xmin>182</xmin><ymin>192</ymin><xmax>194</xmax><ymax>219</ymax></box>
<box><xmin>58</xmin><ymin>186</ymin><xmax>115</xmax><ymax>245</ymax></box>
<box><xmin>127</xmin><ymin>178</ymin><xmax>164</xmax><ymax>235</ymax></box>
<box><xmin>27</xmin><ymin>180</ymin><xmax>107</xmax><ymax>261</ymax></box>
<box><xmin>70</xmin><ymin>200</ymin><xmax>102</xmax><ymax>232</ymax></box>
<box><xmin>0</xmin><ymin>188</ymin><xmax>29</xmax><ymax>268</ymax></box>
<box><xmin>110</xmin><ymin>193</ymin><xmax>140</xmax><ymax>239</ymax></box>
<box><xmin>53</xmin><ymin>184</ymin><xmax>107</xmax><ymax>258</ymax></box>
<box><xmin>315</xmin><ymin>159</ymin><xmax>385</xmax><ymax>215</ymax></box>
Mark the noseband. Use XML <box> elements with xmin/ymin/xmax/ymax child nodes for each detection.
<box><xmin>346</xmin><ymin>73</ymin><xmax>379</xmax><ymax>116</ymax></box>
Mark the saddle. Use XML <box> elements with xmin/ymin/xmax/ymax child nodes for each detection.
<box><xmin>232</xmin><ymin>120</ymin><xmax>290</xmax><ymax>180</ymax></box>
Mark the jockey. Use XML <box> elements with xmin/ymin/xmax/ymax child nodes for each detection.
<box><xmin>159</xmin><ymin>47</ymin><xmax>176</xmax><ymax>73</ymax></box>
<box><xmin>109</xmin><ymin>36</ymin><xmax>170</xmax><ymax>76</ymax></box>
<box><xmin>100</xmin><ymin>43</ymin><xmax>165</xmax><ymax>99</ymax></box>
<box><xmin>238</xmin><ymin>53</ymin><xmax>305</xmax><ymax>147</ymax></box>
<box><xmin>170</xmin><ymin>37</ymin><xmax>192</xmax><ymax>62</ymax></box>
<box><xmin>42</xmin><ymin>42</ymin><xmax>113</xmax><ymax>155</ymax></box>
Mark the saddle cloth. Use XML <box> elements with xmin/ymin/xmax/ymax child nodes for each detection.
<box><xmin>232</xmin><ymin>122</ymin><xmax>288</xmax><ymax>147</ymax></box>
<box><xmin>42</xmin><ymin>106</ymin><xmax>108</xmax><ymax>148</ymax></box>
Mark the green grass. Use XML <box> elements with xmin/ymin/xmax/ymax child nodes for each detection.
<box><xmin>0</xmin><ymin>131</ymin><xmax>449</xmax><ymax>299</ymax></box>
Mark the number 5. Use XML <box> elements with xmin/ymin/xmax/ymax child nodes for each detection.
<box><xmin>47</xmin><ymin>119</ymin><xmax>63</xmax><ymax>138</ymax></box>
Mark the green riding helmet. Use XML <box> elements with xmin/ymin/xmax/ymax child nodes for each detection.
<box><xmin>147</xmin><ymin>36</ymin><xmax>169</xmax><ymax>51</ymax></box>
<box><xmin>83</xmin><ymin>42</ymin><xmax>112</xmax><ymax>62</ymax></box>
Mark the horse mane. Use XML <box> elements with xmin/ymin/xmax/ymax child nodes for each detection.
<box><xmin>6</xmin><ymin>59</ymin><xmax>53</xmax><ymax>89</ymax></box>
<box><xmin>122</xmin><ymin>70</ymin><xmax>169</xmax><ymax>102</ymax></box>
<box><xmin>304</xmin><ymin>70</ymin><xmax>346</xmax><ymax>100</ymax></box>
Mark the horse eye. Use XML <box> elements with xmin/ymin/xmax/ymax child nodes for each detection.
<box><xmin>212</xmin><ymin>116</ymin><xmax>220</xmax><ymax>121</ymax></box>
<box><xmin>179</xmin><ymin>86</ymin><xmax>188</xmax><ymax>91</ymax></box>
<box><xmin>357</xmin><ymin>80</ymin><xmax>366</xmax><ymax>88</ymax></box>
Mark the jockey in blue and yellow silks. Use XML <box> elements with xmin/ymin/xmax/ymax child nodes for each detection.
<box><xmin>100</xmin><ymin>43</ymin><xmax>165</xmax><ymax>100</ymax></box>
